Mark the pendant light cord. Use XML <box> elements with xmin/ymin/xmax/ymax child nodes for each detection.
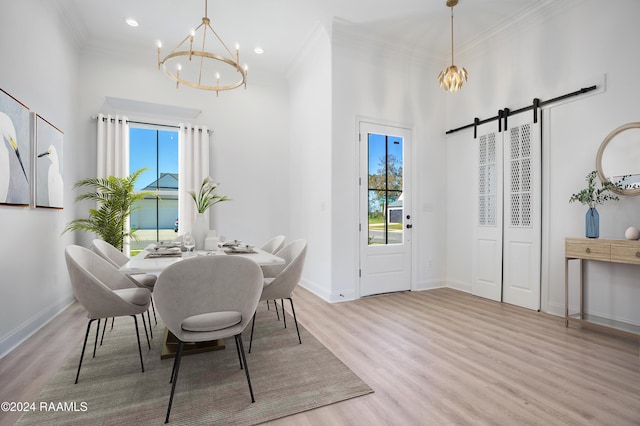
<box><xmin>450</xmin><ymin>7</ymin><xmax>454</xmax><ymax>66</ymax></box>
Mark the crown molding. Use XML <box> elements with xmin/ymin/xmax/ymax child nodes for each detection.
<box><xmin>330</xmin><ymin>0</ymin><xmax>582</xmax><ymax>66</ymax></box>
<box><xmin>332</xmin><ymin>18</ymin><xmax>439</xmax><ymax>64</ymax></box>
<box><xmin>285</xmin><ymin>20</ymin><xmax>330</xmax><ymax>81</ymax></box>
<box><xmin>455</xmin><ymin>0</ymin><xmax>583</xmax><ymax>61</ymax></box>
<box><xmin>51</xmin><ymin>0</ymin><xmax>87</xmax><ymax>51</ymax></box>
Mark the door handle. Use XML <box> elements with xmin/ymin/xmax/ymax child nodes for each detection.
<box><xmin>406</xmin><ymin>224</ymin><xmax>413</xmax><ymax>229</ymax></box>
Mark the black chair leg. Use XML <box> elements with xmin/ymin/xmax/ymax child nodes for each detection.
<box><xmin>274</xmin><ymin>300</ymin><xmax>280</xmax><ymax>320</ymax></box>
<box><xmin>93</xmin><ymin>318</ymin><xmax>101</xmax><ymax>358</ymax></box>
<box><xmin>234</xmin><ymin>334</ymin><xmax>244</xmax><ymax>369</ymax></box>
<box><xmin>75</xmin><ymin>319</ymin><xmax>96</xmax><ymax>384</ymax></box>
<box><xmin>132</xmin><ymin>315</ymin><xmax>145</xmax><ymax>373</ymax></box>
<box><xmin>288</xmin><ymin>298</ymin><xmax>302</xmax><ymax>344</ymax></box>
<box><xmin>111</xmin><ymin>317</ymin><xmax>115</xmax><ymax>330</ymax></box>
<box><xmin>170</xmin><ymin>352</ymin><xmax>178</xmax><ymax>383</ymax></box>
<box><xmin>151</xmin><ymin>297</ymin><xmax>158</xmax><ymax>325</ymax></box>
<box><xmin>281</xmin><ymin>299</ymin><xmax>287</xmax><ymax>328</ymax></box>
<box><xmin>100</xmin><ymin>316</ymin><xmax>108</xmax><ymax>346</ymax></box>
<box><xmin>235</xmin><ymin>334</ymin><xmax>255</xmax><ymax>403</ymax></box>
<box><xmin>141</xmin><ymin>313</ymin><xmax>151</xmax><ymax>350</ymax></box>
<box><xmin>165</xmin><ymin>340</ymin><xmax>185</xmax><ymax>424</ymax></box>
<box><xmin>248</xmin><ymin>312</ymin><xmax>257</xmax><ymax>354</ymax></box>
<box><xmin>146</xmin><ymin>309</ymin><xmax>153</xmax><ymax>339</ymax></box>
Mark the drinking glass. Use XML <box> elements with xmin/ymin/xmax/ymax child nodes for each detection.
<box><xmin>183</xmin><ymin>232</ymin><xmax>195</xmax><ymax>254</ymax></box>
<box><xmin>217</xmin><ymin>235</ymin><xmax>226</xmax><ymax>253</ymax></box>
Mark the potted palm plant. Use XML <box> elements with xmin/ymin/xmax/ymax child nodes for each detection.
<box><xmin>63</xmin><ymin>168</ymin><xmax>157</xmax><ymax>251</ymax></box>
<box><xmin>569</xmin><ymin>170</ymin><xmax>624</xmax><ymax>238</ymax></box>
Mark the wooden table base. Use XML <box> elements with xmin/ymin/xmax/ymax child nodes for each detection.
<box><xmin>160</xmin><ymin>327</ymin><xmax>225</xmax><ymax>359</ymax></box>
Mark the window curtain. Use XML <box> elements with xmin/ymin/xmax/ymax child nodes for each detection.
<box><xmin>96</xmin><ymin>113</ymin><xmax>131</xmax><ymax>254</ymax></box>
<box><xmin>178</xmin><ymin>123</ymin><xmax>210</xmax><ymax>235</ymax></box>
<box><xmin>97</xmin><ymin>113</ymin><xmax>129</xmax><ymax>179</ymax></box>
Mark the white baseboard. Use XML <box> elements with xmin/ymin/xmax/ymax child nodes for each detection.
<box><xmin>546</xmin><ymin>301</ymin><xmax>565</xmax><ymax>318</ymax></box>
<box><xmin>0</xmin><ymin>295</ymin><xmax>75</xmax><ymax>359</ymax></box>
<box><xmin>446</xmin><ymin>280</ymin><xmax>472</xmax><ymax>293</ymax></box>
<box><xmin>414</xmin><ymin>278</ymin><xmax>447</xmax><ymax>291</ymax></box>
<box><xmin>299</xmin><ymin>278</ymin><xmax>333</xmax><ymax>302</ymax></box>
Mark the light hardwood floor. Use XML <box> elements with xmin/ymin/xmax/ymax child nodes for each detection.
<box><xmin>2</xmin><ymin>287</ymin><xmax>639</xmax><ymax>425</ymax></box>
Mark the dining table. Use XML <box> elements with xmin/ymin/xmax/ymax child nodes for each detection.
<box><xmin>119</xmin><ymin>243</ymin><xmax>285</xmax><ymax>274</ymax></box>
<box><xmin>118</xmin><ymin>242</ymin><xmax>285</xmax><ymax>359</ymax></box>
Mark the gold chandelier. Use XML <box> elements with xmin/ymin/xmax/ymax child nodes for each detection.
<box><xmin>157</xmin><ymin>0</ymin><xmax>247</xmax><ymax>95</ymax></box>
<box><xmin>437</xmin><ymin>0</ymin><xmax>468</xmax><ymax>92</ymax></box>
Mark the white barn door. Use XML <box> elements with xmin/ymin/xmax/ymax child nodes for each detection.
<box><xmin>502</xmin><ymin>116</ymin><xmax>541</xmax><ymax>310</ymax></box>
<box><xmin>472</xmin><ymin>116</ymin><xmax>541</xmax><ymax>310</ymax></box>
<box><xmin>472</xmin><ymin>131</ymin><xmax>503</xmax><ymax>302</ymax></box>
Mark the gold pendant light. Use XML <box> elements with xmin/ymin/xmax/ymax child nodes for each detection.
<box><xmin>438</xmin><ymin>0</ymin><xmax>468</xmax><ymax>92</ymax></box>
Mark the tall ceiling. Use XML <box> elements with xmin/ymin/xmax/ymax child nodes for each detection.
<box><xmin>55</xmin><ymin>0</ymin><xmax>555</xmax><ymax>76</ymax></box>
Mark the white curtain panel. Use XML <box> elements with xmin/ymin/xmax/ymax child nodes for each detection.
<box><xmin>96</xmin><ymin>113</ymin><xmax>130</xmax><ymax>254</ymax></box>
<box><xmin>178</xmin><ymin>123</ymin><xmax>210</xmax><ymax>235</ymax></box>
<box><xmin>97</xmin><ymin>113</ymin><xmax>129</xmax><ymax>179</ymax></box>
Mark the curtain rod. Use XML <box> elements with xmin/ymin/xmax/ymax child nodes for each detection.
<box><xmin>92</xmin><ymin>115</ymin><xmax>209</xmax><ymax>132</ymax></box>
<box><xmin>445</xmin><ymin>85</ymin><xmax>597</xmax><ymax>138</ymax></box>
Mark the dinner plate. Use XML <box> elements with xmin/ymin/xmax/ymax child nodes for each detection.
<box><xmin>145</xmin><ymin>251</ymin><xmax>182</xmax><ymax>258</ymax></box>
<box><xmin>147</xmin><ymin>244</ymin><xmax>181</xmax><ymax>251</ymax></box>
<box><xmin>227</xmin><ymin>246</ymin><xmax>256</xmax><ymax>254</ymax></box>
<box><xmin>150</xmin><ymin>246</ymin><xmax>181</xmax><ymax>255</ymax></box>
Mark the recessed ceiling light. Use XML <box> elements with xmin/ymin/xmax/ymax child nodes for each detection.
<box><xmin>125</xmin><ymin>17</ymin><xmax>139</xmax><ymax>27</ymax></box>
<box><xmin>254</xmin><ymin>47</ymin><xmax>264</xmax><ymax>55</ymax></box>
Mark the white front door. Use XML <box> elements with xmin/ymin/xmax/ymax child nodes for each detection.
<box><xmin>359</xmin><ymin>122</ymin><xmax>412</xmax><ymax>297</ymax></box>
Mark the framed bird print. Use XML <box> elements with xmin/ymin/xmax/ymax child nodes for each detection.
<box><xmin>35</xmin><ymin>114</ymin><xmax>64</xmax><ymax>209</ymax></box>
<box><xmin>0</xmin><ymin>88</ymin><xmax>30</xmax><ymax>206</ymax></box>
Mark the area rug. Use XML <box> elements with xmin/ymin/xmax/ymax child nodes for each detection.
<box><xmin>17</xmin><ymin>304</ymin><xmax>372</xmax><ymax>425</ymax></box>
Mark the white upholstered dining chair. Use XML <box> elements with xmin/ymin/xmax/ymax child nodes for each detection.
<box><xmin>259</xmin><ymin>235</ymin><xmax>286</xmax><ymax>314</ymax></box>
<box><xmin>153</xmin><ymin>255</ymin><xmax>264</xmax><ymax>423</ymax></box>
<box><xmin>91</xmin><ymin>238</ymin><xmax>158</xmax><ymax>325</ymax></box>
<box><xmin>249</xmin><ymin>239</ymin><xmax>307</xmax><ymax>353</ymax></box>
<box><xmin>260</xmin><ymin>235</ymin><xmax>286</xmax><ymax>255</ymax></box>
<box><xmin>65</xmin><ymin>245</ymin><xmax>151</xmax><ymax>384</ymax></box>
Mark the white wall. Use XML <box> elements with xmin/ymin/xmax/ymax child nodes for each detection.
<box><xmin>329</xmin><ymin>23</ymin><xmax>448</xmax><ymax>301</ymax></box>
<box><xmin>445</xmin><ymin>0</ymin><xmax>640</xmax><ymax>322</ymax></box>
<box><xmin>76</xmin><ymin>49</ymin><xmax>291</xmax><ymax>247</ymax></box>
<box><xmin>0</xmin><ymin>0</ymin><xmax>80</xmax><ymax>357</ymax></box>
<box><xmin>287</xmin><ymin>25</ymin><xmax>333</xmax><ymax>300</ymax></box>
<box><xmin>445</xmin><ymin>128</ymin><xmax>475</xmax><ymax>293</ymax></box>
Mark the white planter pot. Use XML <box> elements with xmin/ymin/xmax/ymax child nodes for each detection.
<box><xmin>193</xmin><ymin>213</ymin><xmax>208</xmax><ymax>250</ymax></box>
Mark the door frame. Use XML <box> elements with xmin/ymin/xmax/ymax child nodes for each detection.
<box><xmin>356</xmin><ymin>118</ymin><xmax>417</xmax><ymax>298</ymax></box>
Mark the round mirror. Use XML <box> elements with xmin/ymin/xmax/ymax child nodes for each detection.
<box><xmin>596</xmin><ymin>122</ymin><xmax>640</xmax><ymax>195</ymax></box>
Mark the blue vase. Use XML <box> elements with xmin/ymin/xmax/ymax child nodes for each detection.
<box><xmin>586</xmin><ymin>207</ymin><xmax>599</xmax><ymax>238</ymax></box>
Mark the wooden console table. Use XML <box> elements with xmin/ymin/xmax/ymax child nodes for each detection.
<box><xmin>565</xmin><ymin>237</ymin><xmax>640</xmax><ymax>339</ymax></box>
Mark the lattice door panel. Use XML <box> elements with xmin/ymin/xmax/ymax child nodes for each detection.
<box><xmin>479</xmin><ymin>132</ymin><xmax>497</xmax><ymax>226</ymax></box>
<box><xmin>508</xmin><ymin>124</ymin><xmax>533</xmax><ymax>228</ymax></box>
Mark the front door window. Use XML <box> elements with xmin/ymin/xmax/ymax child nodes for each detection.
<box><xmin>367</xmin><ymin>133</ymin><xmax>403</xmax><ymax>245</ymax></box>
